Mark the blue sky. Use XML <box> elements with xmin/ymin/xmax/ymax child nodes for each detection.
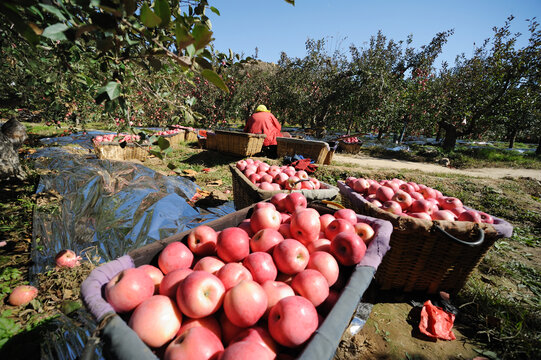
<box><xmin>208</xmin><ymin>0</ymin><xmax>540</xmax><ymax>67</ymax></box>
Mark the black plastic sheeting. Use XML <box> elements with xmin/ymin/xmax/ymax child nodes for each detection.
<box><xmin>24</xmin><ymin>132</ymin><xmax>236</xmax><ymax>359</ymax></box>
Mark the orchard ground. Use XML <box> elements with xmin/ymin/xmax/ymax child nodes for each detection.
<box><xmin>0</xmin><ymin>127</ymin><xmax>539</xmax><ymax>359</ymax></box>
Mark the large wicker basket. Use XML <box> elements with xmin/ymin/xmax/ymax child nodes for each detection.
<box><xmin>338</xmin><ymin>181</ymin><xmax>513</xmax><ymax>295</ymax></box>
<box><xmin>184</xmin><ymin>129</ymin><xmax>198</xmax><ymax>143</ymax></box>
<box><xmin>94</xmin><ymin>142</ymin><xmax>148</xmax><ymax>161</ymax></box>
<box><xmin>206</xmin><ymin>131</ymin><xmax>217</xmax><ymax>150</ymax></box>
<box><xmin>215</xmin><ymin>130</ymin><xmax>266</xmax><ymax>156</ymax></box>
<box><xmin>338</xmin><ymin>140</ymin><xmax>362</xmax><ymax>154</ymax></box>
<box><xmin>230</xmin><ymin>164</ymin><xmax>339</xmax><ymax>210</ymax></box>
<box><xmin>161</xmin><ymin>130</ymin><xmax>185</xmax><ymax>150</ymax></box>
<box><xmin>276</xmin><ymin>137</ymin><xmax>333</xmax><ymax>164</ymax></box>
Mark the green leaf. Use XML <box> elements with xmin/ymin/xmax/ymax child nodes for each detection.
<box><xmin>185</xmin><ymin>44</ymin><xmax>195</xmax><ymax>57</ymax></box>
<box><xmin>175</xmin><ymin>21</ymin><xmax>194</xmax><ymax>50</ymax></box>
<box><xmin>42</xmin><ymin>23</ymin><xmax>68</xmax><ymax>41</ymax></box>
<box><xmin>192</xmin><ymin>24</ymin><xmax>213</xmax><ymax>50</ymax></box>
<box><xmin>154</xmin><ymin>0</ymin><xmax>171</xmax><ymax>27</ymax></box>
<box><xmin>39</xmin><ymin>4</ymin><xmax>66</xmax><ymax>21</ymax></box>
<box><xmin>149</xmin><ymin>149</ymin><xmax>163</xmax><ymax>160</ymax></box>
<box><xmin>201</xmin><ymin>69</ymin><xmax>229</xmax><ymax>93</ymax></box>
<box><xmin>157</xmin><ymin>136</ymin><xmax>170</xmax><ymax>151</ymax></box>
<box><xmin>284</xmin><ymin>0</ymin><xmax>295</xmax><ymax>4</ymax></box>
<box><xmin>140</xmin><ymin>2</ymin><xmax>161</xmax><ymax>28</ymax></box>
<box><xmin>210</xmin><ymin>6</ymin><xmax>220</xmax><ymax>15</ymax></box>
<box><xmin>98</xmin><ymin>81</ymin><xmax>121</xmax><ymax>100</ymax></box>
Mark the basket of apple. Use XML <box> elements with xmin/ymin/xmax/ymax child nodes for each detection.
<box><xmin>81</xmin><ymin>193</ymin><xmax>392</xmax><ymax>360</ymax></box>
<box><xmin>153</xmin><ymin>128</ymin><xmax>186</xmax><ymax>150</ymax></box>
<box><xmin>337</xmin><ymin>178</ymin><xmax>513</xmax><ymax>295</ymax></box>
<box><xmin>93</xmin><ymin>133</ymin><xmax>149</xmax><ymax>161</ymax></box>
<box><xmin>230</xmin><ymin>159</ymin><xmax>339</xmax><ymax>210</ymax></box>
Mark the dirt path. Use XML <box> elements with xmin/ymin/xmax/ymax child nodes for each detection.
<box><xmin>333</xmin><ymin>154</ymin><xmax>541</xmax><ymax>180</ymax></box>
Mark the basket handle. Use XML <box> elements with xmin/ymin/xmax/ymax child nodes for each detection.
<box><xmin>432</xmin><ymin>223</ymin><xmax>485</xmax><ymax>247</ymax></box>
<box><xmin>319</xmin><ymin>200</ymin><xmax>345</xmax><ymax>209</ymax></box>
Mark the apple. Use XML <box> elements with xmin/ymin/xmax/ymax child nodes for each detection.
<box><xmin>381</xmin><ymin>180</ymin><xmax>400</xmax><ymax>192</ymax></box>
<box><xmin>381</xmin><ymin>200</ymin><xmax>403</xmax><ymax>215</ymax></box>
<box><xmin>230</xmin><ymin>327</ymin><xmax>278</xmax><ymax>360</ymax></box>
<box><xmin>177</xmin><ymin>315</ymin><xmax>222</xmax><ymax>341</ymax></box>
<box><xmin>307</xmin><ymin>251</ymin><xmax>340</xmax><ymax>286</ymax></box>
<box><xmin>248</xmin><ymin>173</ymin><xmax>261</xmax><ymax>184</ymax></box>
<box><xmin>440</xmin><ymin>197</ymin><xmax>464</xmax><ymax>211</ymax></box>
<box><xmin>376</xmin><ymin>186</ymin><xmax>395</xmax><ymax>203</ymax></box>
<box><xmin>408</xmin><ymin>212</ymin><xmax>433</xmax><ymax>220</ymax></box>
<box><xmin>352</xmin><ymin>178</ymin><xmax>370</xmax><ymax>193</ymax></box>
<box><xmin>431</xmin><ymin>209</ymin><xmax>457</xmax><ymax>221</ymax></box>
<box><xmin>164</xmin><ymin>327</ymin><xmax>224</xmax><ymax>360</ymax></box>
<box><xmin>301</xmin><ymin>179</ymin><xmax>315</xmax><ymax>190</ymax></box>
<box><xmin>478</xmin><ymin>211</ymin><xmax>494</xmax><ymax>224</ymax></box>
<box><xmin>290</xmin><ymin>208</ymin><xmax>321</xmax><ymax>245</ymax></box>
<box><xmin>220</xmin><ymin>341</ymin><xmax>273</xmax><ymax>360</ymax></box>
<box><xmin>55</xmin><ymin>249</ymin><xmax>81</xmax><ymax>268</ymax></box>
<box><xmin>261</xmin><ymin>280</ymin><xmax>295</xmax><ymax>317</ymax></box>
<box><xmin>325</xmin><ymin>218</ymin><xmax>355</xmax><ymax>241</ymax></box>
<box><xmin>331</xmin><ymin>232</ymin><xmax>367</xmax><ymax>266</ymax></box>
<box><xmin>334</xmin><ymin>209</ymin><xmax>358</xmax><ymax>225</ymax></box>
<box><xmin>8</xmin><ymin>285</ymin><xmax>38</xmax><ymax>306</ymax></box>
<box><xmin>272</xmin><ymin>239</ymin><xmax>309</xmax><ymax>275</ymax></box>
<box><xmin>250</xmin><ymin>228</ymin><xmax>284</xmax><ymax>253</ymax></box>
<box><xmin>243</xmin><ymin>252</ymin><xmax>278</xmax><ymax>284</ymax></box>
<box><xmin>187</xmin><ymin>225</ymin><xmax>218</xmax><ymax>257</ymax></box>
<box><xmin>319</xmin><ymin>214</ymin><xmax>336</xmax><ymax>233</ymax></box>
<box><xmin>128</xmin><ymin>295</ymin><xmax>182</xmax><ymax>348</ymax></box>
<box><xmin>159</xmin><ymin>268</ymin><xmax>193</xmax><ymax>298</ymax></box>
<box><xmin>192</xmin><ymin>256</ymin><xmax>225</xmax><ymax>274</ymax></box>
<box><xmin>138</xmin><ymin>264</ymin><xmax>164</xmax><ymax>294</ymax></box>
<box><xmin>250</xmin><ymin>207</ymin><xmax>281</xmax><ymax>233</ymax></box>
<box><xmin>392</xmin><ymin>190</ymin><xmax>413</xmax><ymax>210</ymax></box>
<box><xmin>219</xmin><ymin>311</ymin><xmax>244</xmax><ymax>346</ymax></box>
<box><xmin>283</xmin><ymin>192</ymin><xmax>307</xmax><ymax>213</ymax></box>
<box><xmin>354</xmin><ymin>222</ymin><xmax>375</xmax><ymax>244</ymax></box>
<box><xmin>268</xmin><ymin>296</ymin><xmax>318</xmax><ymax>347</ymax></box>
<box><xmin>367</xmin><ymin>198</ymin><xmax>383</xmax><ymax>207</ymax></box>
<box><xmin>260</xmin><ymin>182</ymin><xmax>275</xmax><ymax>191</ymax></box>
<box><xmin>105</xmin><ymin>268</ymin><xmax>154</xmax><ymax>313</ymax></box>
<box><xmin>280</xmin><ymin>212</ymin><xmax>291</xmax><ymax>224</ymax></box>
<box><xmin>457</xmin><ymin>209</ymin><xmax>482</xmax><ymax>223</ymax></box>
<box><xmin>285</xmin><ymin>176</ymin><xmax>302</xmax><ymax>190</ymax></box>
<box><xmin>291</xmin><ymin>269</ymin><xmax>329</xmax><ymax>307</ymax></box>
<box><xmin>176</xmin><ymin>271</ymin><xmax>225</xmax><ymax>318</ymax></box>
<box><xmin>367</xmin><ymin>182</ymin><xmax>381</xmax><ymax>195</ymax></box>
<box><xmin>420</xmin><ymin>187</ymin><xmax>437</xmax><ymax>199</ymax></box>
<box><xmin>309</xmin><ymin>177</ymin><xmax>321</xmax><ymax>190</ymax></box>
<box><xmin>307</xmin><ymin>238</ymin><xmax>331</xmax><ymax>253</ymax></box>
<box><xmin>224</xmin><ymin>280</ymin><xmax>268</xmax><ymax>327</ymax></box>
<box><xmin>258</xmin><ymin>162</ymin><xmax>270</xmax><ymax>173</ymax></box>
<box><xmin>236</xmin><ymin>160</ymin><xmax>248</xmax><ymax>171</ymax></box>
<box><xmin>270</xmin><ymin>193</ymin><xmax>288</xmax><ymax>211</ymax></box>
<box><xmin>217</xmin><ymin>227</ymin><xmax>250</xmax><ymax>263</ymax></box>
<box><xmin>238</xmin><ymin>219</ymin><xmax>255</xmax><ymax>237</ymax></box>
<box><xmin>216</xmin><ymin>262</ymin><xmax>253</xmax><ymax>291</ymax></box>
<box><xmin>278</xmin><ymin>223</ymin><xmax>292</xmax><ymax>239</ymax></box>
<box><xmin>158</xmin><ymin>242</ymin><xmax>194</xmax><ymax>275</ymax></box>
<box><xmin>399</xmin><ymin>183</ymin><xmax>415</xmax><ymax>194</ymax></box>
<box><xmin>410</xmin><ymin>199</ymin><xmax>433</xmax><ymax>214</ymax></box>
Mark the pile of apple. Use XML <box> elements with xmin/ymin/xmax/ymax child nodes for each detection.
<box><xmin>341</xmin><ymin>136</ymin><xmax>360</xmax><ymax>144</ymax></box>
<box><xmin>236</xmin><ymin>159</ymin><xmax>322</xmax><ymax>191</ymax></box>
<box><xmin>344</xmin><ymin>177</ymin><xmax>494</xmax><ymax>223</ymax></box>
<box><xmin>154</xmin><ymin>129</ymin><xmax>184</xmax><ymax>137</ymax></box>
<box><xmin>93</xmin><ymin>133</ymin><xmax>141</xmax><ymax>144</ymax></box>
<box><xmin>103</xmin><ymin>193</ymin><xmax>375</xmax><ymax>360</ymax></box>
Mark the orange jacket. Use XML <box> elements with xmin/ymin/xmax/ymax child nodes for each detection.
<box><xmin>244</xmin><ymin>111</ymin><xmax>282</xmax><ymax>146</ymax></box>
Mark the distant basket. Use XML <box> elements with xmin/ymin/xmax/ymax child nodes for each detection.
<box><xmin>161</xmin><ymin>130</ymin><xmax>185</xmax><ymax>149</ymax></box>
<box><xmin>230</xmin><ymin>164</ymin><xmax>338</xmax><ymax>210</ymax></box>
<box><xmin>215</xmin><ymin>130</ymin><xmax>266</xmax><ymax>157</ymax></box>
<box><xmin>339</xmin><ymin>140</ymin><xmax>362</xmax><ymax>154</ymax></box>
<box><xmin>94</xmin><ymin>142</ymin><xmax>148</xmax><ymax>162</ymax></box>
<box><xmin>276</xmin><ymin>137</ymin><xmax>333</xmax><ymax>164</ymax></box>
<box><xmin>338</xmin><ymin>181</ymin><xmax>514</xmax><ymax>294</ymax></box>
<box><xmin>184</xmin><ymin>129</ymin><xmax>198</xmax><ymax>143</ymax></box>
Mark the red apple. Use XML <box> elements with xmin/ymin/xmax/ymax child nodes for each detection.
<box><xmin>216</xmin><ymin>262</ymin><xmax>253</xmax><ymax>291</ymax></box>
<box><xmin>408</xmin><ymin>212</ymin><xmax>433</xmax><ymax>220</ymax></box>
<box><xmin>319</xmin><ymin>214</ymin><xmax>336</xmax><ymax>233</ymax></box>
<box><xmin>220</xmin><ymin>340</ymin><xmax>273</xmax><ymax>360</ymax></box>
<box><xmin>176</xmin><ymin>271</ymin><xmax>225</xmax><ymax>318</ymax></box>
<box><xmin>251</xmin><ymin>228</ymin><xmax>284</xmax><ymax>253</ymax></box>
<box><xmin>8</xmin><ymin>285</ymin><xmax>38</xmax><ymax>306</ymax></box>
<box><xmin>243</xmin><ymin>252</ymin><xmax>278</xmax><ymax>284</ymax></box>
<box><xmin>270</xmin><ymin>193</ymin><xmax>288</xmax><ymax>211</ymax></box>
<box><xmin>367</xmin><ymin>182</ymin><xmax>381</xmax><ymax>195</ymax></box>
<box><xmin>260</xmin><ymin>182</ymin><xmax>274</xmax><ymax>191</ymax></box>
<box><xmin>261</xmin><ymin>280</ymin><xmax>295</xmax><ymax>317</ymax></box>
<box><xmin>309</xmin><ymin>177</ymin><xmax>321</xmax><ymax>190</ymax></box>
<box><xmin>238</xmin><ymin>219</ymin><xmax>255</xmax><ymax>237</ymax></box>
<box><xmin>159</xmin><ymin>268</ymin><xmax>193</xmax><ymax>298</ymax></box>
<box><xmin>478</xmin><ymin>211</ymin><xmax>494</xmax><ymax>224</ymax></box>
<box><xmin>410</xmin><ymin>199</ymin><xmax>434</xmax><ymax>214</ymax></box>
<box><xmin>164</xmin><ymin>327</ymin><xmax>223</xmax><ymax>360</ymax></box>
<box><xmin>278</xmin><ymin>223</ymin><xmax>292</xmax><ymax>239</ymax></box>
<box><xmin>158</xmin><ymin>242</ymin><xmax>194</xmax><ymax>275</ymax></box>
<box><xmin>307</xmin><ymin>251</ymin><xmax>340</xmax><ymax>286</ymax></box>
<box><xmin>352</xmin><ymin>178</ymin><xmax>370</xmax><ymax>193</ymax></box>
<box><xmin>248</xmin><ymin>173</ymin><xmax>261</xmax><ymax>184</ymax></box>
<box><xmin>250</xmin><ymin>207</ymin><xmax>281</xmax><ymax>233</ymax></box>
<box><xmin>268</xmin><ymin>296</ymin><xmax>318</xmax><ymax>347</ymax></box>
<box><xmin>283</xmin><ymin>192</ymin><xmax>307</xmax><ymax>213</ymax></box>
<box><xmin>420</xmin><ymin>187</ymin><xmax>437</xmax><ymax>199</ymax></box>
<box><xmin>334</xmin><ymin>209</ymin><xmax>358</xmax><ymax>225</ymax></box>
<box><xmin>307</xmin><ymin>238</ymin><xmax>331</xmax><ymax>253</ymax></box>
<box><xmin>138</xmin><ymin>264</ymin><xmax>164</xmax><ymax>294</ymax></box>
<box><xmin>187</xmin><ymin>226</ymin><xmax>217</xmax><ymax>257</ymax></box>
<box><xmin>192</xmin><ymin>256</ymin><xmax>225</xmax><ymax>274</ymax></box>
<box><xmin>217</xmin><ymin>227</ymin><xmax>250</xmax><ymax>263</ymax></box>
<box><xmin>177</xmin><ymin>315</ymin><xmax>222</xmax><ymax>340</ymax></box>
<box><xmin>291</xmin><ymin>269</ymin><xmax>329</xmax><ymax>307</ymax></box>
<box><xmin>230</xmin><ymin>327</ymin><xmax>277</xmax><ymax>360</ymax></box>
<box><xmin>280</xmin><ymin>212</ymin><xmax>291</xmax><ymax>224</ymax></box>
<box><xmin>325</xmin><ymin>218</ymin><xmax>355</xmax><ymax>241</ymax></box>
<box><xmin>354</xmin><ymin>222</ymin><xmax>375</xmax><ymax>244</ymax></box>
<box><xmin>440</xmin><ymin>197</ymin><xmax>464</xmax><ymax>211</ymax></box>
<box><xmin>410</xmin><ymin>191</ymin><xmax>425</xmax><ymax>200</ymax></box>
<box><xmin>105</xmin><ymin>268</ymin><xmax>154</xmax><ymax>313</ymax></box>
<box><xmin>224</xmin><ymin>280</ymin><xmax>268</xmax><ymax>327</ymax></box>
<box><xmin>399</xmin><ymin>183</ymin><xmax>415</xmax><ymax>194</ymax></box>
<box><xmin>128</xmin><ymin>295</ymin><xmax>182</xmax><ymax>348</ymax></box>
<box><xmin>431</xmin><ymin>209</ymin><xmax>457</xmax><ymax>221</ymax></box>
<box><xmin>236</xmin><ymin>160</ymin><xmax>248</xmax><ymax>171</ymax></box>
<box><xmin>55</xmin><ymin>249</ymin><xmax>81</xmax><ymax>268</ymax></box>
<box><xmin>376</xmin><ymin>185</ymin><xmax>395</xmax><ymax>202</ymax></box>
<box><xmin>285</xmin><ymin>176</ymin><xmax>302</xmax><ymax>190</ymax></box>
<box><xmin>392</xmin><ymin>190</ymin><xmax>413</xmax><ymax>210</ymax></box>
<box><xmin>272</xmin><ymin>239</ymin><xmax>309</xmax><ymax>275</ymax></box>
<box><xmin>457</xmin><ymin>209</ymin><xmax>482</xmax><ymax>223</ymax></box>
<box><xmin>367</xmin><ymin>198</ymin><xmax>383</xmax><ymax>207</ymax></box>
<box><xmin>290</xmin><ymin>208</ymin><xmax>321</xmax><ymax>245</ymax></box>
<box><xmin>381</xmin><ymin>200</ymin><xmax>403</xmax><ymax>215</ymax></box>
<box><xmin>331</xmin><ymin>232</ymin><xmax>367</xmax><ymax>266</ymax></box>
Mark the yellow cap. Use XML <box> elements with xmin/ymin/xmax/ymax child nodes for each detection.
<box><xmin>256</xmin><ymin>105</ymin><xmax>269</xmax><ymax>112</ymax></box>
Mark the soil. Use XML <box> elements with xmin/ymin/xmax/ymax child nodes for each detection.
<box><xmin>333</xmin><ymin>154</ymin><xmax>541</xmax><ymax>180</ymax></box>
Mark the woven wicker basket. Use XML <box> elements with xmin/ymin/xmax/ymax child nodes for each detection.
<box><xmin>276</xmin><ymin>137</ymin><xmax>331</xmax><ymax>164</ymax></box>
<box><xmin>339</xmin><ymin>141</ymin><xmax>362</xmax><ymax>154</ymax></box>
<box><xmin>161</xmin><ymin>130</ymin><xmax>185</xmax><ymax>150</ymax></box>
<box><xmin>338</xmin><ymin>181</ymin><xmax>513</xmax><ymax>295</ymax></box>
<box><xmin>94</xmin><ymin>142</ymin><xmax>148</xmax><ymax>161</ymax></box>
<box><xmin>215</xmin><ymin>130</ymin><xmax>266</xmax><ymax>156</ymax></box>
<box><xmin>184</xmin><ymin>129</ymin><xmax>198</xmax><ymax>143</ymax></box>
<box><xmin>230</xmin><ymin>165</ymin><xmax>339</xmax><ymax>210</ymax></box>
<box><xmin>206</xmin><ymin>132</ymin><xmax>217</xmax><ymax>150</ymax></box>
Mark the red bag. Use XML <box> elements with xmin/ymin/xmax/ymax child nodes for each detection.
<box><xmin>419</xmin><ymin>300</ymin><xmax>456</xmax><ymax>340</ymax></box>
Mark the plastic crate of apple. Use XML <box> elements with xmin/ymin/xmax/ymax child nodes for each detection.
<box><xmin>236</xmin><ymin>159</ymin><xmax>323</xmax><ymax>190</ymax></box>
<box><xmin>103</xmin><ymin>193</ymin><xmax>375</xmax><ymax>359</ymax></box>
<box><xmin>344</xmin><ymin>177</ymin><xmax>494</xmax><ymax>223</ymax></box>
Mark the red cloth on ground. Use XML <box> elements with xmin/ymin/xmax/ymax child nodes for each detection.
<box><xmin>244</xmin><ymin>111</ymin><xmax>282</xmax><ymax>146</ymax></box>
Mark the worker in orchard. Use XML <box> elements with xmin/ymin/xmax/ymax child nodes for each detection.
<box><xmin>244</xmin><ymin>105</ymin><xmax>282</xmax><ymax>158</ymax></box>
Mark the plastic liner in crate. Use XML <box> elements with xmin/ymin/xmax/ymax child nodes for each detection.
<box><xmin>230</xmin><ymin>164</ymin><xmax>339</xmax><ymax>210</ymax></box>
<box><xmin>337</xmin><ymin>181</ymin><xmax>514</xmax><ymax>295</ymax></box>
<box><xmin>81</xmin><ymin>202</ymin><xmax>393</xmax><ymax>360</ymax></box>
<box><xmin>215</xmin><ymin>130</ymin><xmax>267</xmax><ymax>156</ymax></box>
<box><xmin>276</xmin><ymin>137</ymin><xmax>333</xmax><ymax>164</ymax></box>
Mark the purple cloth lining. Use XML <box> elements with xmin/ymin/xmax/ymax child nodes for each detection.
<box><xmin>356</xmin><ymin>214</ymin><xmax>392</xmax><ymax>270</ymax></box>
<box><xmin>81</xmin><ymin>255</ymin><xmax>135</xmax><ymax>321</ymax></box>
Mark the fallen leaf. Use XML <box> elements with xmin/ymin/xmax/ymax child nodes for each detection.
<box><xmin>183</xmin><ymin>169</ymin><xmax>198</xmax><ymax>177</ymax></box>
<box><xmin>202</xmin><ymin>168</ymin><xmax>211</xmax><ymax>173</ymax></box>
<box><xmin>207</xmin><ymin>179</ymin><xmax>223</xmax><ymax>187</ymax></box>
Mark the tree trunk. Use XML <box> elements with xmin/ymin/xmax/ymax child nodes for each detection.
<box><xmin>508</xmin><ymin>129</ymin><xmax>517</xmax><ymax>149</ymax></box>
<box><xmin>435</xmin><ymin>123</ymin><xmax>443</xmax><ymax>142</ymax></box>
<box><xmin>536</xmin><ymin>137</ymin><xmax>541</xmax><ymax>156</ymax></box>
<box><xmin>441</xmin><ymin>123</ymin><xmax>458</xmax><ymax>151</ymax></box>
<box><xmin>398</xmin><ymin>118</ymin><xmax>408</xmax><ymax>144</ymax></box>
